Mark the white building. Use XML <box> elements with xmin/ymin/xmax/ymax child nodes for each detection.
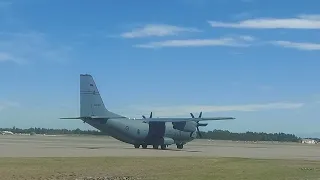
<box><xmin>0</xmin><ymin>131</ymin><xmax>14</xmax><ymax>135</ymax></box>
<box><xmin>301</xmin><ymin>139</ymin><xmax>317</xmax><ymax>144</ymax></box>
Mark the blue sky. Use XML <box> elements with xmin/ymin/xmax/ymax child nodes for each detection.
<box><xmin>1</xmin><ymin>0</ymin><xmax>320</xmax><ymax>137</ymax></box>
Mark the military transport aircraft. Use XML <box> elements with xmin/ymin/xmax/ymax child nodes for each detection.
<box><xmin>60</xmin><ymin>74</ymin><xmax>235</xmax><ymax>150</ymax></box>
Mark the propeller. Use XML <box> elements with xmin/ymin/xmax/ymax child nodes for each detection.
<box><xmin>190</xmin><ymin>112</ymin><xmax>206</xmax><ymax>138</ymax></box>
<box><xmin>142</xmin><ymin>112</ymin><xmax>152</xmax><ymax>119</ymax></box>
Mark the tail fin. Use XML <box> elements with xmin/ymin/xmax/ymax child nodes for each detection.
<box><xmin>80</xmin><ymin>74</ymin><xmax>125</xmax><ymax>119</ymax></box>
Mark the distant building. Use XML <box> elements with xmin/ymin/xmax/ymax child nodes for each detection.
<box><xmin>0</xmin><ymin>131</ymin><xmax>14</xmax><ymax>135</ymax></box>
<box><xmin>301</xmin><ymin>139</ymin><xmax>317</xmax><ymax>144</ymax></box>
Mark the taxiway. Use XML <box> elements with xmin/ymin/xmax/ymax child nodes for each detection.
<box><xmin>0</xmin><ymin>135</ymin><xmax>319</xmax><ymax>160</ymax></box>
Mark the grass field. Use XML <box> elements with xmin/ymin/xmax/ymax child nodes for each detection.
<box><xmin>0</xmin><ymin>157</ymin><xmax>319</xmax><ymax>180</ymax></box>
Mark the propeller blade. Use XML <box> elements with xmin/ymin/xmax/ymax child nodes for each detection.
<box><xmin>196</xmin><ymin>126</ymin><xmax>202</xmax><ymax>138</ymax></box>
<box><xmin>190</xmin><ymin>113</ymin><xmax>195</xmax><ymax>118</ymax></box>
<box><xmin>142</xmin><ymin>115</ymin><xmax>146</xmax><ymax>119</ymax></box>
<box><xmin>196</xmin><ymin>112</ymin><xmax>203</xmax><ymax>138</ymax></box>
<box><xmin>150</xmin><ymin>112</ymin><xmax>152</xmax><ymax>118</ymax></box>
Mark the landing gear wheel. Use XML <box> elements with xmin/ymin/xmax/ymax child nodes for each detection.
<box><xmin>176</xmin><ymin>144</ymin><xmax>183</xmax><ymax>149</ymax></box>
<box><xmin>160</xmin><ymin>145</ymin><xmax>166</xmax><ymax>150</ymax></box>
<box><xmin>153</xmin><ymin>145</ymin><xmax>159</xmax><ymax>149</ymax></box>
<box><xmin>134</xmin><ymin>144</ymin><xmax>140</xmax><ymax>148</ymax></box>
<box><xmin>142</xmin><ymin>144</ymin><xmax>147</xmax><ymax>149</ymax></box>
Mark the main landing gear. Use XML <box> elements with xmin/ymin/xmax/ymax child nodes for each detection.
<box><xmin>134</xmin><ymin>144</ymin><xmax>148</xmax><ymax>149</ymax></box>
<box><xmin>134</xmin><ymin>144</ymin><xmax>183</xmax><ymax>149</ymax></box>
<box><xmin>152</xmin><ymin>144</ymin><xmax>167</xmax><ymax>150</ymax></box>
<box><xmin>176</xmin><ymin>144</ymin><xmax>184</xmax><ymax>149</ymax></box>
<box><xmin>134</xmin><ymin>144</ymin><xmax>167</xmax><ymax>150</ymax></box>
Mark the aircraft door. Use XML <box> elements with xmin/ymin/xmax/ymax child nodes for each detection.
<box><xmin>145</xmin><ymin>122</ymin><xmax>165</xmax><ymax>144</ymax></box>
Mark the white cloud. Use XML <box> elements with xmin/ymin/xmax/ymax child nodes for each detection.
<box><xmin>208</xmin><ymin>14</ymin><xmax>320</xmax><ymax>29</ymax></box>
<box><xmin>298</xmin><ymin>14</ymin><xmax>320</xmax><ymax>20</ymax></box>
<box><xmin>131</xmin><ymin>102</ymin><xmax>304</xmax><ymax>117</ymax></box>
<box><xmin>0</xmin><ymin>101</ymin><xmax>20</xmax><ymax>111</ymax></box>
<box><xmin>0</xmin><ymin>32</ymin><xmax>72</xmax><ymax>64</ymax></box>
<box><xmin>134</xmin><ymin>36</ymin><xmax>253</xmax><ymax>48</ymax></box>
<box><xmin>239</xmin><ymin>35</ymin><xmax>255</xmax><ymax>41</ymax></box>
<box><xmin>271</xmin><ymin>41</ymin><xmax>320</xmax><ymax>51</ymax></box>
<box><xmin>120</xmin><ymin>24</ymin><xmax>200</xmax><ymax>38</ymax></box>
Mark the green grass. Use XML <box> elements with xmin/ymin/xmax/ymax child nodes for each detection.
<box><xmin>0</xmin><ymin>157</ymin><xmax>319</xmax><ymax>180</ymax></box>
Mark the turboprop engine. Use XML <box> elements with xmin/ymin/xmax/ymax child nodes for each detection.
<box><xmin>142</xmin><ymin>111</ymin><xmax>208</xmax><ymax>138</ymax></box>
<box><xmin>172</xmin><ymin>112</ymin><xmax>208</xmax><ymax>138</ymax></box>
<box><xmin>172</xmin><ymin>121</ymin><xmax>197</xmax><ymax>132</ymax></box>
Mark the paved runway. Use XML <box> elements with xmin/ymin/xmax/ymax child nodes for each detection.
<box><xmin>0</xmin><ymin>135</ymin><xmax>319</xmax><ymax>160</ymax></box>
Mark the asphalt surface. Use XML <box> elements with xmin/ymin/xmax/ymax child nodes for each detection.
<box><xmin>0</xmin><ymin>135</ymin><xmax>319</xmax><ymax>160</ymax></box>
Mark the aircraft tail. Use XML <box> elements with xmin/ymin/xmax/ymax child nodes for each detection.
<box><xmin>79</xmin><ymin>74</ymin><xmax>125</xmax><ymax>119</ymax></box>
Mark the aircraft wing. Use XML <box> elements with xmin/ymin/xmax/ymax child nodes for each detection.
<box><xmin>133</xmin><ymin>117</ymin><xmax>235</xmax><ymax>122</ymax></box>
<box><xmin>60</xmin><ymin>116</ymin><xmax>235</xmax><ymax>122</ymax></box>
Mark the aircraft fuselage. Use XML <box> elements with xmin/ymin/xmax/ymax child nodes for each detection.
<box><xmin>85</xmin><ymin>118</ymin><xmax>195</xmax><ymax>147</ymax></box>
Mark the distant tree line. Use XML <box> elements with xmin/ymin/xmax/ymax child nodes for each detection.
<box><xmin>201</xmin><ymin>130</ymin><xmax>301</xmax><ymax>142</ymax></box>
<box><xmin>0</xmin><ymin>126</ymin><xmax>108</xmax><ymax>136</ymax></box>
<box><xmin>1</xmin><ymin>127</ymin><xmax>301</xmax><ymax>142</ymax></box>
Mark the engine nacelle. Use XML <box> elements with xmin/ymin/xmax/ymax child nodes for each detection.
<box><xmin>172</xmin><ymin>121</ymin><xmax>197</xmax><ymax>132</ymax></box>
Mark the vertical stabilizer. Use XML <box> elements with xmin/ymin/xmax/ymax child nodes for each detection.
<box><xmin>80</xmin><ymin>74</ymin><xmax>124</xmax><ymax>118</ymax></box>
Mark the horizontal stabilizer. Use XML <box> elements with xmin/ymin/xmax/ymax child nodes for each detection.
<box><xmin>89</xmin><ymin>115</ymin><xmax>127</xmax><ymax>119</ymax></box>
<box><xmin>59</xmin><ymin>115</ymin><xmax>126</xmax><ymax>120</ymax></box>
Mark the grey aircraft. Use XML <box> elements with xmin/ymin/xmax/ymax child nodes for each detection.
<box><xmin>61</xmin><ymin>74</ymin><xmax>235</xmax><ymax>150</ymax></box>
